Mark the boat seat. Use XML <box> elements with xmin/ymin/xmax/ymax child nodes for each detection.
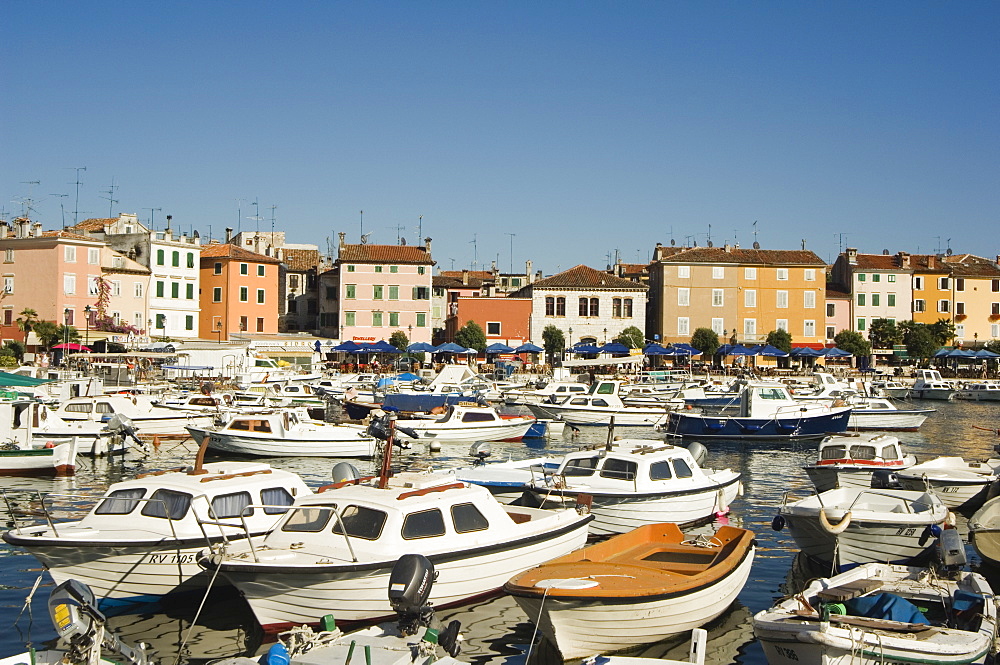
<box><xmin>507</xmin><ymin>512</ymin><xmax>532</xmax><ymax>524</ymax></box>
<box><xmin>817</xmin><ymin>579</ymin><xmax>883</xmax><ymax>602</ymax></box>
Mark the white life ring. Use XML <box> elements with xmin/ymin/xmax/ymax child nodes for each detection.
<box><xmin>819</xmin><ymin>508</ymin><xmax>852</xmax><ymax>534</ymax></box>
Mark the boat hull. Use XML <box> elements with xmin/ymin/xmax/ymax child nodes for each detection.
<box><xmin>187</xmin><ymin>426</ymin><xmax>376</xmax><ymax>458</ymax></box>
<box><xmin>0</xmin><ymin>441</ymin><xmax>76</xmax><ymax>477</ymax></box>
<box><xmin>896</xmin><ymin>476</ymin><xmax>993</xmax><ymax>509</ymax></box>
<box><xmin>524</xmin><ymin>404</ymin><xmax>669</xmax><ymax>427</ymax></box>
<box><xmin>847</xmin><ymin>411</ymin><xmax>929</xmax><ymax>431</ymax></box>
<box><xmin>511</xmin><ymin>545</ymin><xmax>754</xmax><ymax>660</ymax></box>
<box><xmin>662</xmin><ymin>408</ymin><xmax>851</xmax><ymax>440</ymax></box>
<box><xmin>395</xmin><ymin>419</ymin><xmax>535</xmax><ymax>443</ymax></box>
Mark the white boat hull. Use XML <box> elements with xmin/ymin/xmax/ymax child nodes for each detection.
<box><xmin>896</xmin><ymin>476</ymin><xmax>993</xmax><ymax>509</ymax></box>
<box><xmin>782</xmin><ymin>512</ymin><xmax>943</xmax><ymax>569</ymax></box>
<box><xmin>396</xmin><ymin>419</ymin><xmax>535</xmax><ymax>443</ymax></box>
<box><xmin>0</xmin><ymin>440</ymin><xmax>76</xmax><ymax>477</ymax></box>
<box><xmin>193</xmin><ymin>427</ymin><xmax>376</xmax><ymax>458</ymax></box>
<box><xmin>511</xmin><ymin>545</ymin><xmax>754</xmax><ymax>660</ymax></box>
<box><xmin>847</xmin><ymin>411</ymin><xmax>928</xmax><ymax>430</ymax></box>
<box><xmin>525</xmin><ymin>403</ymin><xmax>669</xmax><ymax>426</ymax></box>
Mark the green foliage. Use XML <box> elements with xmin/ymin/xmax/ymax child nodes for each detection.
<box><xmin>0</xmin><ymin>355</ymin><xmax>18</xmax><ymax>368</ymax></box>
<box><xmin>867</xmin><ymin>318</ymin><xmax>901</xmax><ymax>350</ymax></box>
<box><xmin>16</xmin><ymin>308</ymin><xmax>38</xmax><ymax>338</ymax></box>
<box><xmin>454</xmin><ymin>321</ymin><xmax>487</xmax><ymax>352</ymax></box>
<box><xmin>542</xmin><ymin>325</ymin><xmax>565</xmax><ymax>362</ymax></box>
<box><xmin>389</xmin><ymin>330</ymin><xmax>409</xmax><ymax>352</ymax></box>
<box><xmin>1</xmin><ymin>340</ymin><xmax>25</xmax><ymax>362</ymax></box>
<box><xmin>833</xmin><ymin>330</ymin><xmax>871</xmax><ymax>358</ymax></box>
<box><xmin>986</xmin><ymin>339</ymin><xmax>1000</xmax><ymax>355</ymax></box>
<box><xmin>31</xmin><ymin>321</ymin><xmax>59</xmax><ymax>349</ymax></box>
<box><xmin>764</xmin><ymin>329</ymin><xmax>792</xmax><ymax>354</ymax></box>
<box><xmin>615</xmin><ymin>326</ymin><xmax>645</xmax><ymax>349</ymax></box>
<box><xmin>927</xmin><ymin>318</ymin><xmax>956</xmax><ymax>347</ymax></box>
<box><xmin>690</xmin><ymin>328</ymin><xmax>720</xmax><ymax>356</ymax></box>
<box><xmin>902</xmin><ymin>325</ymin><xmax>938</xmax><ymax>361</ymax></box>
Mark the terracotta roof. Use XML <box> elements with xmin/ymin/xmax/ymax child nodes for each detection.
<box><xmin>69</xmin><ymin>218</ymin><xmax>116</xmax><ymax>232</ymax></box>
<box><xmin>660</xmin><ymin>247</ymin><xmax>826</xmax><ymax>266</ymax></box>
<box><xmin>852</xmin><ymin>254</ymin><xmax>908</xmax><ymax>271</ymax></box>
<box><xmin>338</xmin><ymin>244</ymin><xmax>433</xmax><ymax>265</ymax></box>
<box><xmin>943</xmin><ymin>254</ymin><xmax>1000</xmax><ymax>278</ymax></box>
<box><xmin>40</xmin><ymin>230</ymin><xmax>101</xmax><ymax>242</ymax></box>
<box><xmin>440</xmin><ymin>270</ymin><xmax>493</xmax><ymax>281</ymax></box>
<box><xmin>907</xmin><ymin>254</ymin><xmax>949</xmax><ymax>274</ymax></box>
<box><xmin>200</xmin><ymin>242</ymin><xmax>281</xmax><ymax>263</ymax></box>
<box><xmin>433</xmin><ymin>274</ymin><xmax>485</xmax><ymax>289</ymax></box>
<box><xmin>826</xmin><ymin>284</ymin><xmax>851</xmax><ymax>298</ymax></box>
<box><xmin>526</xmin><ymin>264</ymin><xmax>647</xmax><ymax>291</ymax></box>
<box><xmin>282</xmin><ymin>248</ymin><xmax>320</xmax><ymax>272</ymax></box>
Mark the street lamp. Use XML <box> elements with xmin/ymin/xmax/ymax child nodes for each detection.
<box><xmin>63</xmin><ymin>308</ymin><xmax>71</xmax><ymax>365</ymax></box>
<box><xmin>83</xmin><ymin>305</ymin><xmax>92</xmax><ymax>348</ymax></box>
<box><xmin>603</xmin><ymin>327</ymin><xmax>608</xmax><ymax>345</ymax></box>
<box><xmin>216</xmin><ymin>320</ymin><xmax>223</xmax><ymax>344</ymax></box>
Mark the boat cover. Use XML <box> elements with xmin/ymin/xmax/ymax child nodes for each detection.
<box><xmin>845</xmin><ymin>593</ymin><xmax>929</xmax><ymax>625</ymax></box>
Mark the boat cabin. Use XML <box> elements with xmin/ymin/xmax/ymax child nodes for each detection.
<box><xmin>815</xmin><ymin>434</ymin><xmax>908</xmax><ymax>467</ymax></box>
<box><xmin>913</xmin><ymin>369</ymin><xmax>953</xmax><ymax>389</ymax></box>
<box><xmin>551</xmin><ymin>441</ymin><xmax>708</xmax><ymax>492</ymax></box>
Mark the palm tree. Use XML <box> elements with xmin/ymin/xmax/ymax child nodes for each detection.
<box><xmin>16</xmin><ymin>308</ymin><xmax>38</xmax><ymax>343</ymax></box>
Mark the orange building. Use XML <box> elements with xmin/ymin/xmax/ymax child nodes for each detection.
<box><xmin>199</xmin><ymin>243</ymin><xmax>281</xmax><ymax>340</ymax></box>
<box><xmin>447</xmin><ymin>296</ymin><xmax>533</xmax><ymax>345</ymax></box>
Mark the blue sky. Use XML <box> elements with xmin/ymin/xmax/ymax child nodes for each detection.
<box><xmin>3</xmin><ymin>2</ymin><xmax>997</xmax><ymax>273</ymax></box>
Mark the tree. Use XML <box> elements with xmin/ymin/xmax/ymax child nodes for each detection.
<box><xmin>902</xmin><ymin>325</ymin><xmax>938</xmax><ymax>363</ymax></box>
<box><xmin>615</xmin><ymin>326</ymin><xmax>644</xmax><ymax>349</ymax></box>
<box><xmin>927</xmin><ymin>318</ymin><xmax>956</xmax><ymax>347</ymax></box>
<box><xmin>764</xmin><ymin>329</ymin><xmax>792</xmax><ymax>354</ymax></box>
<box><xmin>867</xmin><ymin>318</ymin><xmax>901</xmax><ymax>350</ymax></box>
<box><xmin>32</xmin><ymin>321</ymin><xmax>59</xmax><ymax>349</ymax></box>
<box><xmin>15</xmin><ymin>308</ymin><xmax>38</xmax><ymax>343</ymax></box>
<box><xmin>833</xmin><ymin>330</ymin><xmax>871</xmax><ymax>359</ymax></box>
<box><xmin>454</xmin><ymin>321</ymin><xmax>486</xmax><ymax>352</ymax></box>
<box><xmin>542</xmin><ymin>325</ymin><xmax>565</xmax><ymax>364</ymax></box>
<box><xmin>389</xmin><ymin>330</ymin><xmax>409</xmax><ymax>352</ymax></box>
<box><xmin>690</xmin><ymin>328</ymin><xmax>720</xmax><ymax>357</ymax></box>
<box><xmin>1</xmin><ymin>340</ymin><xmax>26</xmax><ymax>362</ymax></box>
<box><xmin>987</xmin><ymin>339</ymin><xmax>1000</xmax><ymax>355</ymax></box>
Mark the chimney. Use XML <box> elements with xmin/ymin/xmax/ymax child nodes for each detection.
<box><xmin>32</xmin><ymin>222</ymin><xmax>42</xmax><ymax>237</ymax></box>
<box><xmin>0</xmin><ymin>222</ymin><xmax>8</xmax><ymax>239</ymax></box>
<box><xmin>462</xmin><ymin>269</ymin><xmax>469</xmax><ymax>285</ymax></box>
<box><xmin>225</xmin><ymin>227</ymin><xmax>233</xmax><ymax>243</ymax></box>
<box><xmin>166</xmin><ymin>215</ymin><xmax>172</xmax><ymax>232</ymax></box>
<box><xmin>846</xmin><ymin>248</ymin><xmax>858</xmax><ymax>265</ymax></box>
<box><xmin>525</xmin><ymin>260</ymin><xmax>533</xmax><ymax>282</ymax></box>
<box><xmin>491</xmin><ymin>260</ymin><xmax>497</xmax><ymax>272</ymax></box>
<box><xmin>897</xmin><ymin>251</ymin><xmax>911</xmax><ymax>269</ymax></box>
<box><xmin>724</xmin><ymin>243</ymin><xmax>731</xmax><ymax>253</ymax></box>
<box><xmin>424</xmin><ymin>237</ymin><xmax>432</xmax><ymax>254</ymax></box>
<box><xmin>338</xmin><ymin>232</ymin><xmax>346</xmax><ymax>247</ymax></box>
<box><xmin>928</xmin><ymin>255</ymin><xmax>936</xmax><ymax>269</ymax></box>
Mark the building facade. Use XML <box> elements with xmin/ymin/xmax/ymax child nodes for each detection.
<box><xmin>199</xmin><ymin>243</ymin><xmax>281</xmax><ymax>341</ymax></box>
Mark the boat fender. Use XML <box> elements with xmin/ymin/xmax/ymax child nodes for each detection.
<box><xmin>819</xmin><ymin>509</ymin><xmax>852</xmax><ymax>534</ymax></box>
<box><xmin>264</xmin><ymin>642</ymin><xmax>290</xmax><ymax>665</ymax></box>
<box><xmin>737</xmin><ymin>481</ymin><xmax>745</xmax><ymax>496</ymax></box>
<box><xmin>715</xmin><ymin>488</ymin><xmax>729</xmax><ymax>516</ymax></box>
<box><xmin>43</xmin><ymin>441</ymin><xmax>55</xmax><ymax>448</ymax></box>
<box><xmin>919</xmin><ymin>523</ymin><xmax>944</xmax><ymax>546</ymax></box>
<box><xmin>771</xmin><ymin>514</ymin><xmax>785</xmax><ymax>531</ymax></box>
<box><xmin>946</xmin><ymin>511</ymin><xmax>957</xmax><ymax>528</ymax></box>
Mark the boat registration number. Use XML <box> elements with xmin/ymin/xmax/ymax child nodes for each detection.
<box><xmin>147</xmin><ymin>553</ymin><xmax>197</xmax><ymax>565</ymax></box>
<box><xmin>773</xmin><ymin>645</ymin><xmax>799</xmax><ymax>661</ymax></box>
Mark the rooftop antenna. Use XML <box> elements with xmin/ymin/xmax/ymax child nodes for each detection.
<box><xmin>707</xmin><ymin>224</ymin><xmax>712</xmax><ymax>246</ymax></box>
<box><xmin>270</xmin><ymin>205</ymin><xmax>277</xmax><ymax>236</ymax></box>
<box><xmin>934</xmin><ymin>236</ymin><xmax>943</xmax><ymax>254</ymax></box>
<box><xmin>66</xmin><ymin>166</ymin><xmax>87</xmax><ymax>226</ymax></box>
<box><xmin>360</xmin><ymin>210</ymin><xmax>364</xmax><ymax>241</ymax></box>
<box><xmin>392</xmin><ymin>223</ymin><xmax>406</xmax><ymax>243</ymax></box>
<box><xmin>449</xmin><ymin>258</ymin><xmax>455</xmax><ymax>270</ymax></box>
<box><xmin>684</xmin><ymin>235</ymin><xmax>694</xmax><ymax>247</ymax></box>
<box><xmin>469</xmin><ymin>234</ymin><xmax>478</xmax><ymax>269</ymax></box>
<box><xmin>248</xmin><ymin>198</ymin><xmax>262</xmax><ymax>233</ymax></box>
<box><xmin>143</xmin><ymin>207</ymin><xmax>162</xmax><ymax>228</ymax></box>
<box><xmin>50</xmin><ymin>193</ymin><xmax>68</xmax><ymax>228</ymax></box>
<box><xmin>506</xmin><ymin>232</ymin><xmax>515</xmax><ymax>274</ymax></box>
<box><xmin>16</xmin><ymin>180</ymin><xmax>41</xmax><ymax>218</ymax></box>
<box><xmin>835</xmin><ymin>232</ymin><xmax>848</xmax><ymax>255</ymax></box>
<box><xmin>418</xmin><ymin>215</ymin><xmax>423</xmax><ymax>244</ymax></box>
<box><xmin>101</xmin><ymin>178</ymin><xmax>119</xmax><ymax>217</ymax></box>
<box><xmin>752</xmin><ymin>220</ymin><xmax>758</xmax><ymax>246</ymax></box>
<box><xmin>946</xmin><ymin>238</ymin><xmax>952</xmax><ymax>254</ymax></box>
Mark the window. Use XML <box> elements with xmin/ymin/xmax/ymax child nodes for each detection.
<box><xmin>239</xmin><ymin>315</ymin><xmax>248</xmax><ymax>331</ymax></box>
<box><xmin>288</xmin><ymin>300</ymin><xmax>298</xmax><ymax>313</ymax></box>
<box><xmin>4</xmin><ymin>248</ymin><xmax>12</xmax><ymax>263</ymax></box>
<box><xmin>872</xmin><ymin>273</ymin><xmax>880</xmax><ymax>283</ymax></box>
<box><xmin>256</xmin><ymin>317</ymin><xmax>264</xmax><ymax>332</ymax></box>
<box><xmin>546</xmin><ymin>297</ymin><xmax>555</xmax><ymax>315</ymax></box>
<box><xmin>888</xmin><ymin>294</ymin><xmax>896</xmax><ymax>307</ymax></box>
<box><xmin>185</xmin><ymin>315</ymin><xmax>194</xmax><ymax>331</ymax></box>
<box><xmin>713</xmin><ymin>267</ymin><xmax>725</xmax><ymax>279</ymax></box>
<box><xmin>858</xmin><ymin>273</ymin><xmax>866</xmax><ymax>282</ymax></box>
<box><xmin>556</xmin><ymin>297</ymin><xmax>566</xmax><ymax>316</ymax></box>
<box><xmin>914</xmin><ymin>299</ymin><xmax>926</xmax><ymax>312</ymax></box>
<box><xmin>257</xmin><ymin>265</ymin><xmax>265</xmax><ymax>276</ymax></box>
<box><xmin>871</xmin><ymin>294</ymin><xmax>880</xmax><ymax>307</ymax></box>
<box><xmin>64</xmin><ymin>246</ymin><xmax>78</xmax><ymax>263</ymax></box>
<box><xmin>213</xmin><ymin>287</ymin><xmax>222</xmax><ymax>302</ymax></box>
<box><xmin>956</xmin><ymin>278</ymin><xmax>965</xmax><ymax>292</ymax></box>
<box><xmin>649</xmin><ymin>461</ymin><xmax>673</xmax><ymax>480</ymax></box>
<box><xmin>172</xmin><ymin>251</ymin><xmax>179</xmax><ymax>267</ymax></box>
<box><xmin>332</xmin><ymin>505</ymin><xmax>387</xmax><ymax>539</ymax></box>
<box><xmin>590</xmin><ymin>297</ymin><xmax>599</xmax><ymax>317</ymax></box>
<box><xmin>153</xmin><ymin>280</ymin><xmax>163</xmax><ymax>298</ymax></box>
<box><xmin>744</xmin><ymin>318</ymin><xmax>756</xmax><ymax>338</ymax></box>
<box><xmin>711</xmin><ymin>318</ymin><xmax>724</xmax><ymax>335</ymax></box>
<box><xmin>88</xmin><ymin>248</ymin><xmax>100</xmax><ymax>264</ymax></box>
<box><xmin>187</xmin><ymin>253</ymin><xmax>194</xmax><ymax>268</ymax></box>
<box><xmin>623</xmin><ymin>298</ymin><xmax>632</xmax><ymax>317</ymax></box>
<box><xmin>804</xmin><ymin>291</ymin><xmax>815</xmax><ymax>308</ymax></box>
<box><xmin>600</xmin><ymin>458</ymin><xmax>637</xmax><ymax>480</ymax></box>
<box><xmin>745</xmin><ymin>267</ymin><xmax>756</xmax><ymax>280</ymax></box>
<box><xmin>87</xmin><ymin>276</ymin><xmax>99</xmax><ymax>296</ymax></box>
<box><xmin>254</xmin><ymin>288</ymin><xmax>264</xmax><ymax>304</ymax></box>
<box><xmin>805</xmin><ymin>269</ymin><xmax>816</xmax><ymax>281</ymax></box>
<box><xmin>938</xmin><ymin>300</ymin><xmax>950</xmax><ymax>313</ymax></box>
<box><xmin>938</xmin><ymin>277</ymin><xmax>949</xmax><ymax>290</ymax></box>
<box><xmin>956</xmin><ymin>323</ymin><xmax>965</xmax><ymax>337</ymax></box>
<box><xmin>677</xmin><ymin>317</ymin><xmax>689</xmax><ymax>336</ymax></box>
<box><xmin>261</xmin><ymin>487</ymin><xmax>296</xmax><ymax>514</ymax></box>
<box><xmin>374</xmin><ymin>266</ymin><xmax>383</xmax><ymax>273</ymax></box>
<box><xmin>372</xmin><ymin>311</ymin><xmax>383</xmax><ymax>326</ymax></box>
<box><xmin>156</xmin><ymin>313</ymin><xmax>166</xmax><ymax>330</ymax></box>
<box><xmin>346</xmin><ymin>265</ymin><xmax>355</xmax><ymax>272</ymax></box>
<box><xmin>240</xmin><ymin>263</ymin><xmax>248</xmax><ymax>275</ymax></box>
<box><xmin>776</xmin><ymin>291</ymin><xmax>788</xmax><ymax>308</ymax></box>
<box><xmin>888</xmin><ymin>274</ymin><xmax>896</xmax><ymax>283</ymax></box>
<box><xmin>993</xmin><ymin>323</ymin><xmax>1000</xmax><ymax>338</ymax></box>
<box><xmin>776</xmin><ymin>319</ymin><xmax>788</xmax><ymax>331</ymax></box>
<box><xmin>282</xmin><ymin>506</ymin><xmax>334</xmax><ymax>532</ymax></box>
<box><xmin>677</xmin><ymin>266</ymin><xmax>690</xmax><ymax>278</ymax></box>
<box><xmin>112</xmin><ymin>280</ymin><xmax>121</xmax><ymax>296</ymax></box>
<box><xmin>827</xmin><ymin>303</ymin><xmax>835</xmax><ymax>317</ymax></box>
<box><xmin>563</xmin><ymin>456</ymin><xmax>599</xmax><ymax>476</ymax></box>
<box><xmin>240</xmin><ymin>286</ymin><xmax>248</xmax><ymax>302</ymax></box>
<box><xmin>389</xmin><ymin>266</ymin><xmax>398</xmax><ymax>273</ymax></box>
<box><xmin>776</xmin><ymin>268</ymin><xmax>788</xmax><ymax>280</ymax></box>
<box><xmin>95</xmin><ymin>488</ymin><xmax>145</xmax><ymax>515</ymax></box>
<box><xmin>857</xmin><ymin>318</ymin><xmax>866</xmax><ymax>331</ymax></box>
<box><xmin>3</xmin><ymin>309</ymin><xmax>10</xmax><ymax>325</ymax></box>
<box><xmin>487</xmin><ymin>322</ymin><xmax>501</xmax><ymax>335</ymax></box>
<box><xmin>389</xmin><ymin>312</ymin><xmax>399</xmax><ymax>327</ymax></box>
<box><xmin>956</xmin><ymin>302</ymin><xmax>965</xmax><ymax>316</ymax></box>
<box><xmin>211</xmin><ymin>492</ymin><xmax>252</xmax><ymax>519</ymax></box>
<box><xmin>1</xmin><ymin>277</ymin><xmax>13</xmax><ymax>295</ymax></box>
<box><xmin>579</xmin><ymin>298</ymin><xmax>589</xmax><ymax>317</ymax></box>
<box><xmin>171</xmin><ymin>282</ymin><xmax>179</xmax><ymax>299</ymax></box>
<box><xmin>389</xmin><ymin>286</ymin><xmax>399</xmax><ymax>300</ymax></box>
<box><xmin>184</xmin><ymin>283</ymin><xmax>193</xmax><ymax>300</ymax></box>
<box><xmin>325</xmin><ymin>286</ymin><xmax>336</xmax><ymax>299</ymax></box>
<box><xmin>345</xmin><ymin>284</ymin><xmax>356</xmax><ymax>299</ymax></box>
<box><xmin>804</xmin><ymin>320</ymin><xmax>816</xmax><ymax>337</ymax></box>
<box><xmin>413</xmin><ymin>286</ymin><xmax>430</xmax><ymax>300</ymax></box>
<box><xmin>745</xmin><ymin>289</ymin><xmax>756</xmax><ymax>307</ymax></box>
<box><xmin>451</xmin><ymin>503</ymin><xmax>489</xmax><ymax>533</ymax></box>
<box><xmin>857</xmin><ymin>293</ymin><xmax>866</xmax><ymax>307</ymax></box>
<box><xmin>993</xmin><ymin>302</ymin><xmax>1000</xmax><ymax>316</ymax></box>
<box><xmin>712</xmin><ymin>289</ymin><xmax>723</xmax><ymax>307</ymax></box>
<box><xmin>826</xmin><ymin>325</ymin><xmax>836</xmax><ymax>339</ymax></box>
<box><xmin>993</xmin><ymin>279</ymin><xmax>1000</xmax><ymax>293</ymax></box>
<box><xmin>914</xmin><ymin>276</ymin><xmax>924</xmax><ymax>290</ymax></box>
<box><xmin>214</xmin><ymin>262</ymin><xmax>223</xmax><ymax>275</ymax></box>
<box><xmin>673</xmin><ymin>459</ymin><xmax>693</xmax><ymax>478</ymax></box>
<box><xmin>345</xmin><ymin>311</ymin><xmax>356</xmax><ymax>326</ymax></box>
<box><xmin>417</xmin><ymin>266</ymin><xmax>425</xmax><ymax>275</ymax></box>
<box><xmin>402</xmin><ymin>508</ymin><xmax>446</xmax><ymax>539</ymax></box>
<box><xmin>416</xmin><ymin>312</ymin><xmax>426</xmax><ymax>327</ymax></box>
<box><xmin>678</xmin><ymin>288</ymin><xmax>690</xmax><ymax>306</ymax></box>
<box><xmin>613</xmin><ymin>298</ymin><xmax>622</xmax><ymax>317</ymax></box>
<box><xmin>141</xmin><ymin>489</ymin><xmax>191</xmax><ymax>520</ymax></box>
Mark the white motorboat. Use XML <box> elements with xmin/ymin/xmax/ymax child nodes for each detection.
<box><xmin>895</xmin><ymin>456</ymin><xmax>1000</xmax><ymax>509</ymax></box>
<box><xmin>527</xmin><ymin>439</ymin><xmax>741</xmax><ymax>535</ymax></box>
<box><xmin>49</xmin><ymin>393</ymin><xmax>214</xmax><ymax>436</ymax></box>
<box><xmin>910</xmin><ymin>369</ymin><xmax>956</xmax><ymax>400</ymax></box>
<box><xmin>0</xmin><ymin>437</ymin><xmax>77</xmax><ymax>477</ymax></box>
<box><xmin>505</xmin><ymin>523</ymin><xmax>755</xmax><ymax>660</ymax></box>
<box><xmin>803</xmin><ymin>433</ymin><xmax>917</xmax><ymax>492</ymax></box>
<box><xmin>870</xmin><ymin>379</ymin><xmax>911</xmax><ymax>398</ymax></box>
<box><xmin>969</xmin><ymin>495</ymin><xmax>1000</xmax><ymax>567</ymax></box>
<box><xmin>199</xmin><ymin>470</ymin><xmax>594</xmax><ymax>630</ymax></box>
<box><xmin>393</xmin><ymin>403</ymin><xmax>535</xmax><ymax>443</ymax></box>
<box><xmin>754</xmin><ymin>562</ymin><xmax>998</xmax><ymax>665</ymax></box>
<box><xmin>846</xmin><ymin>396</ymin><xmax>934</xmax><ymax>431</ymax></box>
<box><xmin>955</xmin><ymin>381</ymin><xmax>1000</xmax><ymax>401</ymax></box>
<box><xmin>501</xmin><ymin>380</ymin><xmax>591</xmax><ymax>405</ymax></box>
<box><xmin>2</xmin><ymin>458</ymin><xmax>312</xmax><ymax>605</ymax></box>
<box><xmin>525</xmin><ymin>380</ymin><xmax>677</xmax><ymax>426</ymax></box>
<box><xmin>775</xmin><ymin>487</ymin><xmax>950</xmax><ymax>570</ymax></box>
<box><xmin>186</xmin><ymin>409</ymin><xmax>376</xmax><ymax>458</ymax></box>
<box><xmin>447</xmin><ymin>443</ymin><xmax>561</xmax><ymax>503</ymax></box>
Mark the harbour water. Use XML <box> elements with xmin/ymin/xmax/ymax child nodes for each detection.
<box><xmin>2</xmin><ymin>398</ymin><xmax>999</xmax><ymax>664</ymax></box>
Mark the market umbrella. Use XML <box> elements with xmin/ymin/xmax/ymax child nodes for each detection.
<box><xmin>671</xmin><ymin>343</ymin><xmax>702</xmax><ymax>356</ymax></box>
<box><xmin>52</xmin><ymin>343</ymin><xmax>92</xmax><ymax>352</ymax></box>
<box><xmin>485</xmin><ymin>343</ymin><xmax>514</xmax><ymax>354</ymax></box>
<box><xmin>513</xmin><ymin>342</ymin><xmax>544</xmax><ymax>353</ymax></box>
<box><xmin>333</xmin><ymin>340</ymin><xmax>364</xmax><ymax>352</ymax></box>
<box><xmin>791</xmin><ymin>347</ymin><xmax>823</xmax><ymax>357</ymax></box>
<box><xmin>643</xmin><ymin>343</ymin><xmax>672</xmax><ymax>355</ymax></box>
<box><xmin>369</xmin><ymin>340</ymin><xmax>401</xmax><ymax>353</ymax></box>
<box><xmin>974</xmin><ymin>349</ymin><xmax>1000</xmax><ymax>358</ymax></box>
<box><xmin>572</xmin><ymin>344</ymin><xmax>603</xmax><ymax>355</ymax></box>
<box><xmin>717</xmin><ymin>344</ymin><xmax>753</xmax><ymax>356</ymax></box>
<box><xmin>754</xmin><ymin>344</ymin><xmax>790</xmax><ymax>357</ymax></box>
<box><xmin>435</xmin><ymin>342</ymin><xmax>467</xmax><ymax>353</ymax></box>
<box><xmin>822</xmin><ymin>347</ymin><xmax>854</xmax><ymax>358</ymax></box>
<box><xmin>406</xmin><ymin>342</ymin><xmax>437</xmax><ymax>353</ymax></box>
<box><xmin>599</xmin><ymin>342</ymin><xmax>631</xmax><ymax>355</ymax></box>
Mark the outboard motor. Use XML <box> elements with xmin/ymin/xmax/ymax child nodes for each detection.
<box><xmin>48</xmin><ymin>579</ymin><xmax>150</xmax><ymax>665</ymax></box>
<box><xmin>367</xmin><ymin>409</ymin><xmax>419</xmax><ymax>444</ymax></box>
<box><xmin>870</xmin><ymin>469</ymin><xmax>896</xmax><ymax>489</ymax></box>
<box><xmin>104</xmin><ymin>413</ymin><xmax>143</xmax><ymax>448</ymax></box>
<box><xmin>686</xmin><ymin>441</ymin><xmax>708</xmax><ymax>467</ymax></box>
<box><xmin>332</xmin><ymin>462</ymin><xmax>360</xmax><ymax>484</ymax></box>
<box><xmin>937</xmin><ymin>527</ymin><xmax>967</xmax><ymax>570</ymax></box>
<box><xmin>470</xmin><ymin>441</ymin><xmax>491</xmax><ymax>466</ymax></box>
<box><xmin>387</xmin><ymin>555</ymin><xmax>461</xmax><ymax>656</ymax></box>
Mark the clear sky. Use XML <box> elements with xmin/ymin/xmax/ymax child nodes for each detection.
<box><xmin>3</xmin><ymin>2</ymin><xmax>997</xmax><ymax>274</ymax></box>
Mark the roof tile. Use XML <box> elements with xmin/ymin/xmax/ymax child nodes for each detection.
<box><xmin>338</xmin><ymin>244</ymin><xmax>433</xmax><ymax>264</ymax></box>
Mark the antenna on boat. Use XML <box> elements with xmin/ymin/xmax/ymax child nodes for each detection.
<box><xmin>606</xmin><ymin>416</ymin><xmax>616</xmax><ymax>451</ymax></box>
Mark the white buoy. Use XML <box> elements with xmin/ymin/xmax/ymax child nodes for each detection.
<box><xmin>429</xmin><ymin>441</ymin><xmax>442</xmax><ymax>453</ymax></box>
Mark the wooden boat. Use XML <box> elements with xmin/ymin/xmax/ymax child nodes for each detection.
<box><xmin>895</xmin><ymin>456</ymin><xmax>1000</xmax><ymax>509</ymax></box>
<box><xmin>754</xmin><ymin>562</ymin><xmax>998</xmax><ymax>665</ymax></box>
<box><xmin>504</xmin><ymin>523</ymin><xmax>755</xmax><ymax>660</ymax></box>
<box><xmin>0</xmin><ymin>438</ymin><xmax>77</xmax><ymax>477</ymax></box>
<box><xmin>775</xmin><ymin>487</ymin><xmax>950</xmax><ymax>570</ymax></box>
<box><xmin>660</xmin><ymin>382</ymin><xmax>852</xmax><ymax>440</ymax></box>
<box><xmin>526</xmin><ymin>439</ymin><xmax>741</xmax><ymax>536</ymax></box>
<box><xmin>2</xmin><ymin>456</ymin><xmax>312</xmax><ymax>606</ymax></box>
<box><xmin>803</xmin><ymin>433</ymin><xmax>917</xmax><ymax>492</ymax></box>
